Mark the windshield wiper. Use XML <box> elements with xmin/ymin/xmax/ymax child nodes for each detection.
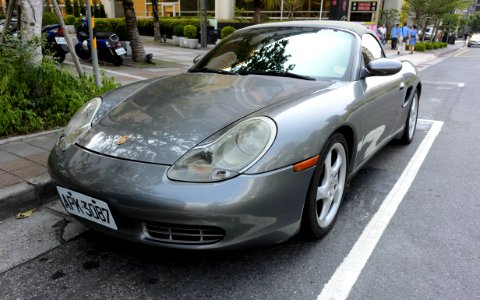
<box><xmin>237</xmin><ymin>70</ymin><xmax>315</xmax><ymax>81</ymax></box>
<box><xmin>189</xmin><ymin>67</ymin><xmax>236</xmax><ymax>75</ymax></box>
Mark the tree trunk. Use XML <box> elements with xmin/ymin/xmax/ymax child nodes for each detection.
<box><xmin>123</xmin><ymin>0</ymin><xmax>146</xmax><ymax>62</ymax></box>
<box><xmin>152</xmin><ymin>0</ymin><xmax>161</xmax><ymax>41</ymax></box>
<box><xmin>253</xmin><ymin>0</ymin><xmax>261</xmax><ymax>23</ymax></box>
<box><xmin>18</xmin><ymin>0</ymin><xmax>42</xmax><ymax>67</ymax></box>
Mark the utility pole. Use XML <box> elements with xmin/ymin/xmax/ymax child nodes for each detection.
<box><xmin>86</xmin><ymin>0</ymin><xmax>101</xmax><ymax>87</ymax></box>
<box><xmin>200</xmin><ymin>0</ymin><xmax>207</xmax><ymax>48</ymax></box>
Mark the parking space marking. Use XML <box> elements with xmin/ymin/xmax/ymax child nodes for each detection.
<box><xmin>64</xmin><ymin>62</ymin><xmax>148</xmax><ymax>80</ymax></box>
<box><xmin>422</xmin><ymin>81</ymin><xmax>465</xmax><ymax>88</ymax></box>
<box><xmin>317</xmin><ymin>120</ymin><xmax>443</xmax><ymax>300</ymax></box>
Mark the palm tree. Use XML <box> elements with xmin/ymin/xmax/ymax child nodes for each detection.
<box><xmin>123</xmin><ymin>0</ymin><xmax>146</xmax><ymax>62</ymax></box>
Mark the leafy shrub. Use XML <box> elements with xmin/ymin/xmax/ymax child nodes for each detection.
<box><xmin>0</xmin><ymin>35</ymin><xmax>119</xmax><ymax>137</ymax></box>
<box><xmin>442</xmin><ymin>42</ymin><xmax>448</xmax><ymax>47</ymax></box>
<box><xmin>432</xmin><ymin>43</ymin><xmax>439</xmax><ymax>49</ymax></box>
<box><xmin>173</xmin><ymin>25</ymin><xmax>184</xmax><ymax>37</ymax></box>
<box><xmin>42</xmin><ymin>12</ymin><xmax>58</xmax><ymax>26</ymax></box>
<box><xmin>64</xmin><ymin>15</ymin><xmax>76</xmax><ymax>25</ymax></box>
<box><xmin>221</xmin><ymin>26</ymin><xmax>236</xmax><ymax>39</ymax></box>
<box><xmin>94</xmin><ymin>18</ymin><xmax>114</xmax><ymax>32</ymax></box>
<box><xmin>184</xmin><ymin>25</ymin><xmax>197</xmax><ymax>39</ymax></box>
<box><xmin>424</xmin><ymin>42</ymin><xmax>433</xmax><ymax>50</ymax></box>
<box><xmin>415</xmin><ymin>44</ymin><xmax>426</xmax><ymax>51</ymax></box>
<box><xmin>114</xmin><ymin>21</ymin><xmax>128</xmax><ymax>41</ymax></box>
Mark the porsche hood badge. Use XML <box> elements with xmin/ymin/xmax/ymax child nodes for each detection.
<box><xmin>117</xmin><ymin>135</ymin><xmax>130</xmax><ymax>145</ymax></box>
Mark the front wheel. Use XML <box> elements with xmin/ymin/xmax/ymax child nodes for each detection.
<box><xmin>302</xmin><ymin>133</ymin><xmax>348</xmax><ymax>238</ymax></box>
<box><xmin>399</xmin><ymin>92</ymin><xmax>419</xmax><ymax>144</ymax></box>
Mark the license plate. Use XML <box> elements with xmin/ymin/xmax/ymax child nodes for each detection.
<box><xmin>57</xmin><ymin>186</ymin><xmax>118</xmax><ymax>230</ymax></box>
<box><xmin>115</xmin><ymin>47</ymin><xmax>126</xmax><ymax>55</ymax></box>
<box><xmin>55</xmin><ymin>37</ymin><xmax>67</xmax><ymax>45</ymax></box>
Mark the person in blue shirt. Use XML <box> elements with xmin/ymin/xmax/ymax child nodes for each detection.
<box><xmin>408</xmin><ymin>25</ymin><xmax>419</xmax><ymax>54</ymax></box>
<box><xmin>391</xmin><ymin>24</ymin><xmax>400</xmax><ymax>50</ymax></box>
<box><xmin>398</xmin><ymin>22</ymin><xmax>410</xmax><ymax>55</ymax></box>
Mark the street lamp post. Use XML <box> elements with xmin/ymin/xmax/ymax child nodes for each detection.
<box><xmin>281</xmin><ymin>0</ymin><xmax>284</xmax><ymax>21</ymax></box>
<box><xmin>319</xmin><ymin>0</ymin><xmax>324</xmax><ymax>20</ymax></box>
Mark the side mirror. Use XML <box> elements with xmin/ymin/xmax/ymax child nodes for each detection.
<box><xmin>362</xmin><ymin>58</ymin><xmax>402</xmax><ymax>78</ymax></box>
<box><xmin>193</xmin><ymin>54</ymin><xmax>203</xmax><ymax>64</ymax></box>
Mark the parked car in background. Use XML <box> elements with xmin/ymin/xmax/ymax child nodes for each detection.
<box><xmin>468</xmin><ymin>33</ymin><xmax>480</xmax><ymax>47</ymax></box>
<box><xmin>48</xmin><ymin>21</ymin><xmax>421</xmax><ymax>250</ymax></box>
<box><xmin>424</xmin><ymin>26</ymin><xmax>434</xmax><ymax>40</ymax></box>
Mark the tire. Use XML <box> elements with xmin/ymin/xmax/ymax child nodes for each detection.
<box><xmin>399</xmin><ymin>92</ymin><xmax>419</xmax><ymax>144</ymax></box>
<box><xmin>75</xmin><ymin>47</ymin><xmax>90</xmax><ymax>60</ymax></box>
<box><xmin>54</xmin><ymin>51</ymin><xmax>66</xmax><ymax>63</ymax></box>
<box><xmin>302</xmin><ymin>133</ymin><xmax>349</xmax><ymax>238</ymax></box>
<box><xmin>112</xmin><ymin>56</ymin><xmax>123</xmax><ymax>66</ymax></box>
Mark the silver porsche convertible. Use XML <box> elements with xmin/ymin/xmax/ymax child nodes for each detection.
<box><xmin>48</xmin><ymin>21</ymin><xmax>421</xmax><ymax>250</ymax></box>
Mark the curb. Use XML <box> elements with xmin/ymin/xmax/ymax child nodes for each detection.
<box><xmin>0</xmin><ymin>173</ymin><xmax>57</xmax><ymax>220</ymax></box>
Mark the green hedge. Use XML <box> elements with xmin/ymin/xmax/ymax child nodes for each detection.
<box><xmin>415</xmin><ymin>43</ymin><xmax>426</xmax><ymax>51</ymax></box>
<box><xmin>184</xmin><ymin>25</ymin><xmax>197</xmax><ymax>39</ymax></box>
<box><xmin>64</xmin><ymin>15</ymin><xmax>77</xmax><ymax>25</ymax></box>
<box><xmin>173</xmin><ymin>25</ymin><xmax>184</xmax><ymax>37</ymax></box>
<box><xmin>42</xmin><ymin>12</ymin><xmax>58</xmax><ymax>26</ymax></box>
<box><xmin>221</xmin><ymin>26</ymin><xmax>236</xmax><ymax>39</ymax></box>
<box><xmin>53</xmin><ymin>17</ymin><xmax>200</xmax><ymax>40</ymax></box>
<box><xmin>137</xmin><ymin>17</ymin><xmax>200</xmax><ymax>38</ymax></box>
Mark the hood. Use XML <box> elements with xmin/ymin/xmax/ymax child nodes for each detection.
<box><xmin>78</xmin><ymin>73</ymin><xmax>331</xmax><ymax>164</ymax></box>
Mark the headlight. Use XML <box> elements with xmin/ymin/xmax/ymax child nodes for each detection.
<box><xmin>168</xmin><ymin>117</ymin><xmax>277</xmax><ymax>182</ymax></box>
<box><xmin>58</xmin><ymin>97</ymin><xmax>102</xmax><ymax>151</ymax></box>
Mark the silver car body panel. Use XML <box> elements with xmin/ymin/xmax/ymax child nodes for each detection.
<box><xmin>78</xmin><ymin>73</ymin><xmax>332</xmax><ymax>165</ymax></box>
<box><xmin>48</xmin><ymin>145</ymin><xmax>314</xmax><ymax>249</ymax></box>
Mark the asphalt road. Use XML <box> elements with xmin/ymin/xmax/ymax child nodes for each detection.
<box><xmin>1</xmin><ymin>47</ymin><xmax>479</xmax><ymax>300</ymax></box>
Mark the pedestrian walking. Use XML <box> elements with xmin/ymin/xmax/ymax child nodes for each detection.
<box><xmin>378</xmin><ymin>24</ymin><xmax>387</xmax><ymax>45</ymax></box>
<box><xmin>408</xmin><ymin>25</ymin><xmax>418</xmax><ymax>54</ymax></box>
<box><xmin>391</xmin><ymin>24</ymin><xmax>400</xmax><ymax>50</ymax></box>
<box><xmin>397</xmin><ymin>22</ymin><xmax>409</xmax><ymax>55</ymax></box>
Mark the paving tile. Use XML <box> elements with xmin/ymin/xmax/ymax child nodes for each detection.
<box><xmin>0</xmin><ymin>141</ymin><xmax>46</xmax><ymax>158</ymax></box>
<box><xmin>0</xmin><ymin>158</ymin><xmax>35</xmax><ymax>172</ymax></box>
<box><xmin>0</xmin><ymin>149</ymin><xmax>19</xmax><ymax>163</ymax></box>
<box><xmin>0</xmin><ymin>172</ymin><xmax>23</xmax><ymax>188</ymax></box>
<box><xmin>11</xmin><ymin>164</ymin><xmax>47</xmax><ymax>181</ymax></box>
<box><xmin>25</xmin><ymin>152</ymin><xmax>50</xmax><ymax>167</ymax></box>
<box><xmin>23</xmin><ymin>133</ymin><xmax>61</xmax><ymax>150</ymax></box>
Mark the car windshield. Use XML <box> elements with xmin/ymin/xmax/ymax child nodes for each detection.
<box><xmin>190</xmin><ymin>27</ymin><xmax>356</xmax><ymax>81</ymax></box>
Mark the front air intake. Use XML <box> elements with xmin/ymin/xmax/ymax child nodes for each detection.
<box><xmin>144</xmin><ymin>222</ymin><xmax>225</xmax><ymax>245</ymax></box>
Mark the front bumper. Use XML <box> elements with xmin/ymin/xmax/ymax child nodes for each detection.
<box><xmin>48</xmin><ymin>145</ymin><xmax>315</xmax><ymax>250</ymax></box>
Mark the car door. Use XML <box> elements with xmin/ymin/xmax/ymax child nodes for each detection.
<box><xmin>357</xmin><ymin>33</ymin><xmax>404</xmax><ymax>163</ymax></box>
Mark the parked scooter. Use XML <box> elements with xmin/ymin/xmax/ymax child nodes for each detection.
<box><xmin>42</xmin><ymin>24</ymin><xmax>69</xmax><ymax>63</ymax></box>
<box><xmin>75</xmin><ymin>17</ymin><xmax>126</xmax><ymax>66</ymax></box>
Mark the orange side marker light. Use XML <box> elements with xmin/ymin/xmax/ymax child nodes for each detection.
<box><xmin>294</xmin><ymin>155</ymin><xmax>319</xmax><ymax>172</ymax></box>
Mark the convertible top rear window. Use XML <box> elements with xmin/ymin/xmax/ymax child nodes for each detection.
<box><xmin>191</xmin><ymin>27</ymin><xmax>356</xmax><ymax>81</ymax></box>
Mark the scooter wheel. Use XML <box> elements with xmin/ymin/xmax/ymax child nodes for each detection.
<box><xmin>54</xmin><ymin>52</ymin><xmax>66</xmax><ymax>63</ymax></box>
<box><xmin>113</xmin><ymin>57</ymin><xmax>123</xmax><ymax>66</ymax></box>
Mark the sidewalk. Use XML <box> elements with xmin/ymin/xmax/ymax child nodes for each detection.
<box><xmin>0</xmin><ymin>38</ymin><xmax>465</xmax><ymax>221</ymax></box>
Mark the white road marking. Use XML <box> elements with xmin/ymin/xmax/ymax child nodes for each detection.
<box><xmin>317</xmin><ymin>120</ymin><xmax>443</xmax><ymax>300</ymax></box>
<box><xmin>64</xmin><ymin>61</ymin><xmax>148</xmax><ymax>80</ymax></box>
<box><xmin>422</xmin><ymin>81</ymin><xmax>465</xmax><ymax>88</ymax></box>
